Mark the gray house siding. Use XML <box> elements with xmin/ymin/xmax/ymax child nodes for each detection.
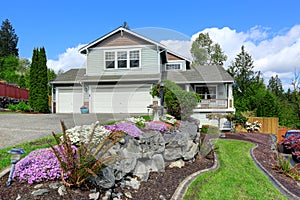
<box><xmin>86</xmin><ymin>45</ymin><xmax>159</xmax><ymax>76</ymax></box>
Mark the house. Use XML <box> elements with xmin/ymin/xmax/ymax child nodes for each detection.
<box><xmin>50</xmin><ymin>26</ymin><xmax>235</xmax><ymax>129</ymax></box>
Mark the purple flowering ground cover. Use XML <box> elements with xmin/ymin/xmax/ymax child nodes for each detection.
<box><xmin>104</xmin><ymin>122</ymin><xmax>144</xmax><ymax>137</ymax></box>
<box><xmin>13</xmin><ymin>145</ymin><xmax>77</xmax><ymax>184</ymax></box>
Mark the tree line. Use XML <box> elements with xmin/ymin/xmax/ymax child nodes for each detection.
<box><xmin>191</xmin><ymin>33</ymin><xmax>300</xmax><ymax>128</ymax></box>
<box><xmin>0</xmin><ymin>19</ymin><xmax>57</xmax><ymax>112</ymax></box>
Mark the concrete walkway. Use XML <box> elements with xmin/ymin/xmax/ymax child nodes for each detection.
<box><xmin>0</xmin><ymin>113</ymin><xmax>136</xmax><ymax>149</ymax></box>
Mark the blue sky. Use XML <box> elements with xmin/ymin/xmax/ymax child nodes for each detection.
<box><xmin>1</xmin><ymin>0</ymin><xmax>300</xmax><ymax>89</ymax></box>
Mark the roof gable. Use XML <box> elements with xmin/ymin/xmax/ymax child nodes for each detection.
<box><xmin>79</xmin><ymin>27</ymin><xmax>166</xmax><ymax>54</ymax></box>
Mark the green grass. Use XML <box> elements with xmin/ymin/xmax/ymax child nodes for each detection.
<box><xmin>0</xmin><ymin>136</ymin><xmax>58</xmax><ymax>171</ymax></box>
<box><xmin>184</xmin><ymin>139</ymin><xmax>287</xmax><ymax>200</ymax></box>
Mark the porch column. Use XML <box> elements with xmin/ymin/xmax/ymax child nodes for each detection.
<box><xmin>228</xmin><ymin>84</ymin><xmax>233</xmax><ymax>108</ymax></box>
<box><xmin>185</xmin><ymin>84</ymin><xmax>190</xmax><ymax>92</ymax></box>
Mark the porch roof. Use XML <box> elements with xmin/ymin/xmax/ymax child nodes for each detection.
<box><xmin>162</xmin><ymin>65</ymin><xmax>234</xmax><ymax>84</ymax></box>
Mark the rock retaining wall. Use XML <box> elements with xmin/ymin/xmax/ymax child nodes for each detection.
<box><xmin>93</xmin><ymin>121</ymin><xmax>201</xmax><ymax>189</ymax></box>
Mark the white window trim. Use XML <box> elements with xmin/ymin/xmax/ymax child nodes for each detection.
<box><xmin>104</xmin><ymin>49</ymin><xmax>141</xmax><ymax>69</ymax></box>
<box><xmin>195</xmin><ymin>85</ymin><xmax>218</xmax><ymax>99</ymax></box>
<box><xmin>165</xmin><ymin>62</ymin><xmax>182</xmax><ymax>71</ymax></box>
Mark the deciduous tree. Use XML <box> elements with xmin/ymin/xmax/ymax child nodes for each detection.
<box><xmin>190</xmin><ymin>32</ymin><xmax>227</xmax><ymax>66</ymax></box>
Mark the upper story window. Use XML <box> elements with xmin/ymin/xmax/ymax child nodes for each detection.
<box><xmin>105</xmin><ymin>49</ymin><xmax>141</xmax><ymax>69</ymax></box>
<box><xmin>105</xmin><ymin>52</ymin><xmax>115</xmax><ymax>69</ymax></box>
<box><xmin>195</xmin><ymin>85</ymin><xmax>217</xmax><ymax>99</ymax></box>
<box><xmin>165</xmin><ymin>63</ymin><xmax>182</xmax><ymax>71</ymax></box>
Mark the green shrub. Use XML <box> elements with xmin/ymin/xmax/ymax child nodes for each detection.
<box><xmin>16</xmin><ymin>101</ymin><xmax>30</xmax><ymax>112</ymax></box>
<box><xmin>8</xmin><ymin>104</ymin><xmax>16</xmax><ymax>111</ymax></box>
<box><xmin>151</xmin><ymin>80</ymin><xmax>200</xmax><ymax>120</ymax></box>
<box><xmin>201</xmin><ymin>125</ymin><xmax>209</xmax><ymax>133</ymax></box>
<box><xmin>232</xmin><ymin>112</ymin><xmax>247</xmax><ymax>127</ymax></box>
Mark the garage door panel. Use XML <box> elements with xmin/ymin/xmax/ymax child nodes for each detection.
<box><xmin>92</xmin><ymin>86</ymin><xmax>151</xmax><ymax>113</ymax></box>
<box><xmin>57</xmin><ymin>89</ymin><xmax>83</xmax><ymax>113</ymax></box>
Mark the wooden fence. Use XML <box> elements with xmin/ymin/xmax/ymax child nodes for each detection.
<box><xmin>247</xmin><ymin>117</ymin><xmax>278</xmax><ymax>134</ymax></box>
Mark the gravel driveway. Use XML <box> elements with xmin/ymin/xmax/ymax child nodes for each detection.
<box><xmin>0</xmin><ymin>113</ymin><xmax>135</xmax><ymax>149</ymax></box>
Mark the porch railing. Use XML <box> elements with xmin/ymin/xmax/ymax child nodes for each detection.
<box><xmin>197</xmin><ymin>99</ymin><xmax>228</xmax><ymax>109</ymax></box>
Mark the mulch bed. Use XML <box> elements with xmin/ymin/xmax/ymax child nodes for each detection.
<box><xmin>0</xmin><ymin>132</ymin><xmax>300</xmax><ymax>199</ymax></box>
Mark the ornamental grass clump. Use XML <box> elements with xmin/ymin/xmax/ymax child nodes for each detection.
<box><xmin>50</xmin><ymin>121</ymin><xmax>121</xmax><ymax>188</ymax></box>
<box><xmin>104</xmin><ymin>122</ymin><xmax>143</xmax><ymax>137</ymax></box>
<box><xmin>13</xmin><ymin>147</ymin><xmax>68</xmax><ymax>184</ymax></box>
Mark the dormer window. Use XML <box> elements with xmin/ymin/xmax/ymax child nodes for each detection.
<box><xmin>166</xmin><ymin>63</ymin><xmax>182</xmax><ymax>71</ymax></box>
<box><xmin>105</xmin><ymin>49</ymin><xmax>141</xmax><ymax>69</ymax></box>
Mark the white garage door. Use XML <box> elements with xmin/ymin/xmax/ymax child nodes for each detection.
<box><xmin>57</xmin><ymin>88</ymin><xmax>83</xmax><ymax>113</ymax></box>
<box><xmin>91</xmin><ymin>86</ymin><xmax>152</xmax><ymax>113</ymax></box>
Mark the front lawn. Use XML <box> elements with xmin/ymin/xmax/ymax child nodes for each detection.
<box><xmin>184</xmin><ymin>139</ymin><xmax>287</xmax><ymax>200</ymax></box>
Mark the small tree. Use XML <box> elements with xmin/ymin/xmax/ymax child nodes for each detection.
<box><xmin>191</xmin><ymin>32</ymin><xmax>227</xmax><ymax>66</ymax></box>
<box><xmin>151</xmin><ymin>80</ymin><xmax>200</xmax><ymax>120</ymax></box>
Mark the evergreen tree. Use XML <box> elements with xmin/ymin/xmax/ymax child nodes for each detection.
<box><xmin>267</xmin><ymin>75</ymin><xmax>284</xmax><ymax>99</ymax></box>
<box><xmin>227</xmin><ymin>46</ymin><xmax>263</xmax><ymax>112</ymax></box>
<box><xmin>29</xmin><ymin>47</ymin><xmax>49</xmax><ymax>113</ymax></box>
<box><xmin>190</xmin><ymin>32</ymin><xmax>227</xmax><ymax>66</ymax></box>
<box><xmin>0</xmin><ymin>19</ymin><xmax>19</xmax><ymax>57</ymax></box>
<box><xmin>29</xmin><ymin>48</ymin><xmax>39</xmax><ymax>110</ymax></box>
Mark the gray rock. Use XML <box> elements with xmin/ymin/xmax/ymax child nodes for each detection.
<box><xmin>91</xmin><ymin>167</ymin><xmax>115</xmax><ymax>189</ymax></box>
<box><xmin>125</xmin><ymin>177</ymin><xmax>141</xmax><ymax>190</ymax></box>
<box><xmin>182</xmin><ymin>141</ymin><xmax>199</xmax><ymax>160</ymax></box>
<box><xmin>169</xmin><ymin>160</ymin><xmax>185</xmax><ymax>168</ymax></box>
<box><xmin>124</xmin><ymin>191</ymin><xmax>132</xmax><ymax>198</ymax></box>
<box><xmin>31</xmin><ymin>189</ymin><xmax>49</xmax><ymax>196</ymax></box>
<box><xmin>33</xmin><ymin>184</ymin><xmax>43</xmax><ymax>189</ymax></box>
<box><xmin>133</xmin><ymin>159</ymin><xmax>150</xmax><ymax>181</ymax></box>
<box><xmin>49</xmin><ymin>182</ymin><xmax>61</xmax><ymax>189</ymax></box>
<box><xmin>89</xmin><ymin>192</ymin><xmax>100</xmax><ymax>200</ymax></box>
<box><xmin>58</xmin><ymin>185</ymin><xmax>67</xmax><ymax>196</ymax></box>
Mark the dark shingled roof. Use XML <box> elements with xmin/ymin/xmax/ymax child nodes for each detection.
<box><xmin>162</xmin><ymin>65</ymin><xmax>234</xmax><ymax>83</ymax></box>
<box><xmin>51</xmin><ymin>68</ymin><xmax>160</xmax><ymax>84</ymax></box>
<box><xmin>50</xmin><ymin>68</ymin><xmax>86</xmax><ymax>83</ymax></box>
<box><xmin>51</xmin><ymin>65</ymin><xmax>233</xmax><ymax>84</ymax></box>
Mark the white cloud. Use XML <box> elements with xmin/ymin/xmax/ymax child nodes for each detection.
<box><xmin>161</xmin><ymin>25</ymin><xmax>300</xmax><ymax>90</ymax></box>
<box><xmin>47</xmin><ymin>44</ymin><xmax>86</xmax><ymax>73</ymax></box>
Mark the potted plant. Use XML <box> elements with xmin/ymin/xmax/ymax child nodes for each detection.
<box><xmin>80</xmin><ymin>105</ymin><xmax>89</xmax><ymax>114</ymax></box>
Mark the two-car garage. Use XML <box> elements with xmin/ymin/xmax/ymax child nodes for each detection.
<box><xmin>55</xmin><ymin>85</ymin><xmax>152</xmax><ymax>114</ymax></box>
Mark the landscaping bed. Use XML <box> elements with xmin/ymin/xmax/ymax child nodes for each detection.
<box><xmin>1</xmin><ymin>132</ymin><xmax>300</xmax><ymax>199</ymax></box>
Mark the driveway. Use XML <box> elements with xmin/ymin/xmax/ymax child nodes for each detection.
<box><xmin>0</xmin><ymin>113</ymin><xmax>136</xmax><ymax>149</ymax></box>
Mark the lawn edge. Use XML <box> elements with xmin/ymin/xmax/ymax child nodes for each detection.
<box><xmin>250</xmin><ymin>144</ymin><xmax>300</xmax><ymax>200</ymax></box>
<box><xmin>171</xmin><ymin>138</ymin><xmax>219</xmax><ymax>200</ymax></box>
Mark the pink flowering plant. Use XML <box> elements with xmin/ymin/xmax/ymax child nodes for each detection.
<box><xmin>146</xmin><ymin>121</ymin><xmax>169</xmax><ymax>132</ymax></box>
<box><xmin>13</xmin><ymin>146</ymin><xmax>71</xmax><ymax>184</ymax></box>
<box><xmin>104</xmin><ymin>122</ymin><xmax>144</xmax><ymax>137</ymax></box>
